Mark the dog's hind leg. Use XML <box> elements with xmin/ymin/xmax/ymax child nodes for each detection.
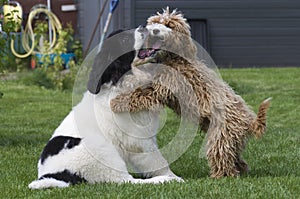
<box><xmin>205</xmin><ymin>118</ymin><xmax>241</xmax><ymax>178</ymax></box>
<box><xmin>235</xmin><ymin>157</ymin><xmax>249</xmax><ymax>174</ymax></box>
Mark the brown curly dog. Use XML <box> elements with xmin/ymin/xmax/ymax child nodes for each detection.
<box><xmin>110</xmin><ymin>8</ymin><xmax>271</xmax><ymax>178</ymax></box>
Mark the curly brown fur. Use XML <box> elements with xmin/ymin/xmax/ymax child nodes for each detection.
<box><xmin>110</xmin><ymin>8</ymin><xmax>271</xmax><ymax>178</ymax></box>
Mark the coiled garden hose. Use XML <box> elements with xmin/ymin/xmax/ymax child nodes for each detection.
<box><xmin>10</xmin><ymin>8</ymin><xmax>62</xmax><ymax>58</ymax></box>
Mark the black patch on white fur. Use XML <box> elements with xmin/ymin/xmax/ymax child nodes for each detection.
<box><xmin>39</xmin><ymin>169</ymin><xmax>87</xmax><ymax>185</ymax></box>
<box><xmin>87</xmin><ymin>29</ymin><xmax>135</xmax><ymax>94</ymax></box>
<box><xmin>40</xmin><ymin>136</ymin><xmax>81</xmax><ymax>164</ymax></box>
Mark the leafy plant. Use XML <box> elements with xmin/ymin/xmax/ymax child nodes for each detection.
<box><xmin>0</xmin><ymin>0</ymin><xmax>8</xmax><ymax>7</ymax></box>
<box><xmin>30</xmin><ymin>21</ymin><xmax>82</xmax><ymax>90</ymax></box>
<box><xmin>0</xmin><ymin>5</ymin><xmax>83</xmax><ymax>90</ymax></box>
<box><xmin>21</xmin><ymin>68</ymin><xmax>55</xmax><ymax>89</ymax></box>
<box><xmin>0</xmin><ymin>1</ymin><xmax>27</xmax><ymax>72</ymax></box>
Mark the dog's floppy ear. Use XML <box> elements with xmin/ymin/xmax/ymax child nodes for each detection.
<box><xmin>87</xmin><ymin>48</ymin><xmax>110</xmax><ymax>94</ymax></box>
<box><xmin>87</xmin><ymin>30</ymin><xmax>125</xmax><ymax>94</ymax></box>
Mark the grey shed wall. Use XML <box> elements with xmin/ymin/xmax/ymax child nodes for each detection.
<box><xmin>78</xmin><ymin>0</ymin><xmax>300</xmax><ymax>67</ymax></box>
<box><xmin>77</xmin><ymin>0</ymin><xmax>128</xmax><ymax>54</ymax></box>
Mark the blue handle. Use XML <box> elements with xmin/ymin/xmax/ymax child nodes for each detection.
<box><xmin>109</xmin><ymin>0</ymin><xmax>119</xmax><ymax>13</ymax></box>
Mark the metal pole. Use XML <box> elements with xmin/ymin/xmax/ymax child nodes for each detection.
<box><xmin>47</xmin><ymin>0</ymin><xmax>52</xmax><ymax>45</ymax></box>
<box><xmin>97</xmin><ymin>0</ymin><xmax>119</xmax><ymax>53</ymax></box>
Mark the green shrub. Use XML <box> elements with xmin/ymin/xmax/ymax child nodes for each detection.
<box><xmin>21</xmin><ymin>69</ymin><xmax>54</xmax><ymax>89</ymax></box>
<box><xmin>1</xmin><ymin>10</ymin><xmax>82</xmax><ymax>90</ymax></box>
<box><xmin>29</xmin><ymin>22</ymin><xmax>82</xmax><ymax>90</ymax></box>
<box><xmin>0</xmin><ymin>0</ymin><xmax>27</xmax><ymax>72</ymax></box>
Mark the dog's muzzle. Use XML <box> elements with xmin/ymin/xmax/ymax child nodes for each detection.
<box><xmin>136</xmin><ymin>28</ymin><xmax>163</xmax><ymax>60</ymax></box>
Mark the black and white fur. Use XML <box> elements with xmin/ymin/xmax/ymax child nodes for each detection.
<box><xmin>28</xmin><ymin>29</ymin><xmax>181</xmax><ymax>189</ymax></box>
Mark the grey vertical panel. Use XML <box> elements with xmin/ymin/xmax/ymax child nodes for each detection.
<box><xmin>125</xmin><ymin>0</ymin><xmax>136</xmax><ymax>28</ymax></box>
<box><xmin>78</xmin><ymin>0</ymin><xmax>123</xmax><ymax>53</ymax></box>
<box><xmin>131</xmin><ymin>0</ymin><xmax>300</xmax><ymax>67</ymax></box>
<box><xmin>77</xmin><ymin>0</ymin><xmax>102</xmax><ymax>52</ymax></box>
<box><xmin>76</xmin><ymin>0</ymin><xmax>83</xmax><ymax>47</ymax></box>
<box><xmin>189</xmin><ymin>20</ymin><xmax>210</xmax><ymax>53</ymax></box>
<box><xmin>111</xmin><ymin>0</ymin><xmax>132</xmax><ymax>30</ymax></box>
<box><xmin>76</xmin><ymin>0</ymin><xmax>300</xmax><ymax>67</ymax></box>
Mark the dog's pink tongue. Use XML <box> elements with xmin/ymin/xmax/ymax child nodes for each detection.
<box><xmin>139</xmin><ymin>49</ymin><xmax>147</xmax><ymax>58</ymax></box>
<box><xmin>146</xmin><ymin>49</ymin><xmax>155</xmax><ymax>56</ymax></box>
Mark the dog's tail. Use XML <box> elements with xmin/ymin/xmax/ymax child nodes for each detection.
<box><xmin>28</xmin><ymin>178</ymin><xmax>70</xmax><ymax>189</ymax></box>
<box><xmin>250</xmin><ymin>97</ymin><xmax>272</xmax><ymax>138</ymax></box>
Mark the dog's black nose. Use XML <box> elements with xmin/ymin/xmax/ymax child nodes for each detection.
<box><xmin>152</xmin><ymin>29</ymin><xmax>160</xmax><ymax>35</ymax></box>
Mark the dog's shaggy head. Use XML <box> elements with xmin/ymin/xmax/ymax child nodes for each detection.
<box><xmin>147</xmin><ymin>7</ymin><xmax>191</xmax><ymax>36</ymax></box>
<box><xmin>133</xmin><ymin>7</ymin><xmax>197</xmax><ymax>66</ymax></box>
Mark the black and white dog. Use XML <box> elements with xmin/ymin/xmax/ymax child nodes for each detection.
<box><xmin>28</xmin><ymin>29</ymin><xmax>181</xmax><ymax>189</ymax></box>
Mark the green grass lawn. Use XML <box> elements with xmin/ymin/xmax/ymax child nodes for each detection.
<box><xmin>0</xmin><ymin>68</ymin><xmax>299</xmax><ymax>198</ymax></box>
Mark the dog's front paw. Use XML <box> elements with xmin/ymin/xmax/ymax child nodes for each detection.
<box><xmin>149</xmin><ymin>175</ymin><xmax>184</xmax><ymax>184</ymax></box>
<box><xmin>110</xmin><ymin>95</ymin><xmax>130</xmax><ymax>113</ymax></box>
<box><xmin>172</xmin><ymin>176</ymin><xmax>184</xmax><ymax>183</ymax></box>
